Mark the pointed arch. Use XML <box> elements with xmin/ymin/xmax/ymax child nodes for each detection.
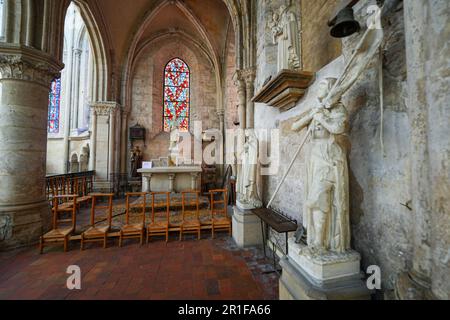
<box><xmin>59</xmin><ymin>0</ymin><xmax>112</xmax><ymax>102</ymax></box>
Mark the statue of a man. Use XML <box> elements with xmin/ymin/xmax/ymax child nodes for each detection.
<box><xmin>291</xmin><ymin>78</ymin><xmax>351</xmax><ymax>253</ymax></box>
<box><xmin>237</xmin><ymin>130</ymin><xmax>262</xmax><ymax>209</ymax></box>
<box><xmin>269</xmin><ymin>5</ymin><xmax>301</xmax><ymax>72</ymax></box>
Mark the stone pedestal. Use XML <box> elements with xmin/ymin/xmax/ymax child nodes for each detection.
<box><xmin>232</xmin><ymin>205</ymin><xmax>263</xmax><ymax>248</ymax></box>
<box><xmin>279</xmin><ymin>238</ymin><xmax>371</xmax><ymax>300</ymax></box>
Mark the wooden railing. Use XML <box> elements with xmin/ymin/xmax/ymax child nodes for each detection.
<box><xmin>46</xmin><ymin>171</ymin><xmax>95</xmax><ymax>202</ymax></box>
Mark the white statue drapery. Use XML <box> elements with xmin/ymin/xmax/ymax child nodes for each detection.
<box><xmin>269</xmin><ymin>5</ymin><xmax>301</xmax><ymax>72</ymax></box>
<box><xmin>237</xmin><ymin>130</ymin><xmax>262</xmax><ymax>209</ymax></box>
<box><xmin>288</xmin><ymin>5</ymin><xmax>384</xmax><ymax>253</ymax></box>
<box><xmin>292</xmin><ymin>78</ymin><xmax>351</xmax><ymax>253</ymax></box>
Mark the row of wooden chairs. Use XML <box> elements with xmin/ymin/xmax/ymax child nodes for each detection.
<box><xmin>39</xmin><ymin>189</ymin><xmax>231</xmax><ymax>253</ymax></box>
<box><xmin>47</xmin><ymin>175</ymin><xmax>93</xmax><ymax>208</ymax></box>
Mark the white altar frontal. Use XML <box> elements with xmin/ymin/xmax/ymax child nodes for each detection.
<box><xmin>138</xmin><ymin>166</ymin><xmax>202</xmax><ymax>193</ymax></box>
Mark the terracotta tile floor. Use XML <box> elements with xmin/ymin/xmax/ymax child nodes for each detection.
<box><xmin>0</xmin><ymin>235</ymin><xmax>279</xmax><ymax>300</ymax></box>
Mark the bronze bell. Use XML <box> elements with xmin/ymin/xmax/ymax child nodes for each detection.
<box><xmin>329</xmin><ymin>7</ymin><xmax>361</xmax><ymax>38</ymax></box>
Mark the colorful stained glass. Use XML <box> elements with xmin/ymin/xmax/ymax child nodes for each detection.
<box><xmin>47</xmin><ymin>78</ymin><xmax>61</xmax><ymax>134</ymax></box>
<box><xmin>164</xmin><ymin>58</ymin><xmax>190</xmax><ymax>132</ymax></box>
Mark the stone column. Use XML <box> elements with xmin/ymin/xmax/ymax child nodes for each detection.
<box><xmin>190</xmin><ymin>172</ymin><xmax>199</xmax><ymax>190</ymax></box>
<box><xmin>395</xmin><ymin>0</ymin><xmax>450</xmax><ymax>300</ymax></box>
<box><xmin>0</xmin><ymin>52</ymin><xmax>62</xmax><ymax>249</ymax></box>
<box><xmin>70</xmin><ymin>48</ymin><xmax>82</xmax><ymax>132</ymax></box>
<box><xmin>91</xmin><ymin>102</ymin><xmax>119</xmax><ymax>191</ymax></box>
<box><xmin>242</xmin><ymin>68</ymin><xmax>256</xmax><ymax>129</ymax></box>
<box><xmin>120</xmin><ymin>110</ymin><xmax>129</xmax><ymax>175</ymax></box>
<box><xmin>142</xmin><ymin>174</ymin><xmax>152</xmax><ymax>192</ymax></box>
<box><xmin>168</xmin><ymin>174</ymin><xmax>176</xmax><ymax>193</ymax></box>
<box><xmin>235</xmin><ymin>70</ymin><xmax>247</xmax><ymax>130</ymax></box>
<box><xmin>108</xmin><ymin>106</ymin><xmax>117</xmax><ymax>179</ymax></box>
<box><xmin>89</xmin><ymin>107</ymin><xmax>97</xmax><ymax>171</ymax></box>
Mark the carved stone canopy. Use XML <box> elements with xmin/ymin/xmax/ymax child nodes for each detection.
<box><xmin>252</xmin><ymin>69</ymin><xmax>315</xmax><ymax>111</ymax></box>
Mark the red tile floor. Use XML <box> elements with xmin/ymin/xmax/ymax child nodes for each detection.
<box><xmin>0</xmin><ymin>210</ymin><xmax>279</xmax><ymax>300</ymax></box>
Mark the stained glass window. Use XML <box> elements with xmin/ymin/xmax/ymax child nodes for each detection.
<box><xmin>163</xmin><ymin>58</ymin><xmax>190</xmax><ymax>132</ymax></box>
<box><xmin>47</xmin><ymin>78</ymin><xmax>61</xmax><ymax>134</ymax></box>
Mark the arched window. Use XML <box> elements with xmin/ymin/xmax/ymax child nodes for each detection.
<box><xmin>163</xmin><ymin>58</ymin><xmax>190</xmax><ymax>132</ymax></box>
<box><xmin>48</xmin><ymin>78</ymin><xmax>62</xmax><ymax>134</ymax></box>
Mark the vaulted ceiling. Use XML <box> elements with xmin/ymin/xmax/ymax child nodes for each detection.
<box><xmin>89</xmin><ymin>0</ymin><xmax>233</xmax><ymax>66</ymax></box>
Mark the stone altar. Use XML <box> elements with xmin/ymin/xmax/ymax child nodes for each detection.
<box><xmin>138</xmin><ymin>166</ymin><xmax>202</xmax><ymax>193</ymax></box>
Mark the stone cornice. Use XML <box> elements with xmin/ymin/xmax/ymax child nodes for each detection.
<box><xmin>0</xmin><ymin>45</ymin><xmax>64</xmax><ymax>87</ymax></box>
<box><xmin>90</xmin><ymin>101</ymin><xmax>121</xmax><ymax>116</ymax></box>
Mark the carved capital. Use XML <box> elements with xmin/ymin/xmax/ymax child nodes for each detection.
<box><xmin>237</xmin><ymin>68</ymin><xmax>256</xmax><ymax>87</ymax></box>
<box><xmin>90</xmin><ymin>101</ymin><xmax>121</xmax><ymax>116</ymax></box>
<box><xmin>0</xmin><ymin>51</ymin><xmax>63</xmax><ymax>87</ymax></box>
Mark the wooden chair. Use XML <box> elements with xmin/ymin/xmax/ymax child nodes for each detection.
<box><xmin>179</xmin><ymin>191</ymin><xmax>201</xmax><ymax>241</ymax></box>
<box><xmin>73</xmin><ymin>176</ymin><xmax>92</xmax><ymax>208</ymax></box>
<box><xmin>210</xmin><ymin>189</ymin><xmax>231</xmax><ymax>238</ymax></box>
<box><xmin>81</xmin><ymin>193</ymin><xmax>114</xmax><ymax>250</ymax></box>
<box><xmin>119</xmin><ymin>192</ymin><xmax>146</xmax><ymax>246</ymax></box>
<box><xmin>147</xmin><ymin>192</ymin><xmax>170</xmax><ymax>243</ymax></box>
<box><xmin>40</xmin><ymin>195</ymin><xmax>77</xmax><ymax>253</ymax></box>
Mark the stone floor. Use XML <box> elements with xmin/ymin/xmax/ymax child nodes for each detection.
<box><xmin>0</xmin><ymin>234</ymin><xmax>279</xmax><ymax>300</ymax></box>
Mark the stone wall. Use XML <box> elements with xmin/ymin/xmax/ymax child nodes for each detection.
<box><xmin>254</xmin><ymin>0</ymin><xmax>419</xmax><ymax>296</ymax></box>
<box><xmin>46</xmin><ymin>138</ymin><xmax>65</xmax><ymax>174</ymax></box>
<box><xmin>129</xmin><ymin>37</ymin><xmax>219</xmax><ymax>162</ymax></box>
<box><xmin>301</xmin><ymin>0</ymin><xmax>342</xmax><ymax>72</ymax></box>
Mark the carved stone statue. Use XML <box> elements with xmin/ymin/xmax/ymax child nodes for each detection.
<box><xmin>168</xmin><ymin>125</ymin><xmax>180</xmax><ymax>167</ymax></box>
<box><xmin>291</xmin><ymin>78</ymin><xmax>351</xmax><ymax>254</ymax></box>
<box><xmin>130</xmin><ymin>146</ymin><xmax>143</xmax><ymax>178</ymax></box>
<box><xmin>237</xmin><ymin>130</ymin><xmax>262</xmax><ymax>209</ymax></box>
<box><xmin>79</xmin><ymin>145</ymin><xmax>90</xmax><ymax>172</ymax></box>
<box><xmin>269</xmin><ymin>5</ymin><xmax>301</xmax><ymax>72</ymax></box>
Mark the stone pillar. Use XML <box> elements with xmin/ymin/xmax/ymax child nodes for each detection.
<box><xmin>168</xmin><ymin>174</ymin><xmax>176</xmax><ymax>193</ymax></box>
<box><xmin>190</xmin><ymin>172</ymin><xmax>199</xmax><ymax>190</ymax></box>
<box><xmin>90</xmin><ymin>102</ymin><xmax>120</xmax><ymax>191</ymax></box>
<box><xmin>235</xmin><ymin>71</ymin><xmax>247</xmax><ymax>130</ymax></box>
<box><xmin>242</xmin><ymin>68</ymin><xmax>256</xmax><ymax>129</ymax></box>
<box><xmin>120</xmin><ymin>110</ymin><xmax>129</xmax><ymax>175</ymax></box>
<box><xmin>89</xmin><ymin>107</ymin><xmax>97</xmax><ymax>171</ymax></box>
<box><xmin>108</xmin><ymin>106</ymin><xmax>117</xmax><ymax>179</ymax></box>
<box><xmin>70</xmin><ymin>48</ymin><xmax>82</xmax><ymax>132</ymax></box>
<box><xmin>395</xmin><ymin>0</ymin><xmax>450</xmax><ymax>300</ymax></box>
<box><xmin>143</xmin><ymin>174</ymin><xmax>152</xmax><ymax>192</ymax></box>
<box><xmin>0</xmin><ymin>52</ymin><xmax>62</xmax><ymax>249</ymax></box>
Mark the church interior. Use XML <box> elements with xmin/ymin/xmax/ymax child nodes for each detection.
<box><xmin>0</xmin><ymin>0</ymin><xmax>449</xmax><ymax>301</ymax></box>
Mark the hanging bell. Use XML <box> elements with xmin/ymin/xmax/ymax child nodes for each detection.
<box><xmin>329</xmin><ymin>7</ymin><xmax>361</xmax><ymax>38</ymax></box>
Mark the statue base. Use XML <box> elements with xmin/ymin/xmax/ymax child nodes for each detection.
<box><xmin>279</xmin><ymin>238</ymin><xmax>372</xmax><ymax>300</ymax></box>
<box><xmin>236</xmin><ymin>199</ymin><xmax>262</xmax><ymax>211</ymax></box>
<box><xmin>232</xmin><ymin>205</ymin><xmax>263</xmax><ymax>248</ymax></box>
